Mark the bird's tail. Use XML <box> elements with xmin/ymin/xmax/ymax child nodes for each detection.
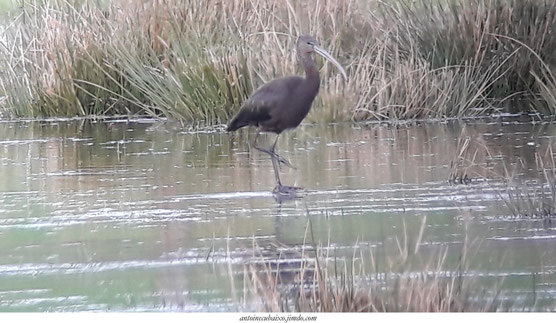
<box><xmin>226</xmin><ymin>116</ymin><xmax>246</xmax><ymax>132</ymax></box>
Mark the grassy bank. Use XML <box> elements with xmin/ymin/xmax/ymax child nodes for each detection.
<box><xmin>1</xmin><ymin>0</ymin><xmax>555</xmax><ymax>123</ymax></box>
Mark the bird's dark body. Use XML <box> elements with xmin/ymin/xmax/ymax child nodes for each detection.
<box><xmin>226</xmin><ymin>35</ymin><xmax>345</xmax><ymax>195</ymax></box>
<box><xmin>227</xmin><ymin>72</ymin><xmax>319</xmax><ymax>134</ymax></box>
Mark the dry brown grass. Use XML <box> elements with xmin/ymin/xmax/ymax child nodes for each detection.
<box><xmin>239</xmin><ymin>219</ymin><xmax>510</xmax><ymax>312</ymax></box>
<box><xmin>1</xmin><ymin>0</ymin><xmax>556</xmax><ymax>122</ymax></box>
<box><xmin>498</xmin><ymin>145</ymin><xmax>556</xmax><ymax>218</ymax></box>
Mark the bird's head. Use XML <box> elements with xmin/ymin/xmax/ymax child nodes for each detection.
<box><xmin>297</xmin><ymin>35</ymin><xmax>347</xmax><ymax>81</ymax></box>
<box><xmin>297</xmin><ymin>35</ymin><xmax>319</xmax><ymax>55</ymax></box>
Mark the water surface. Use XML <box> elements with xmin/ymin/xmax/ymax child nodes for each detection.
<box><xmin>0</xmin><ymin>117</ymin><xmax>555</xmax><ymax>311</ymax></box>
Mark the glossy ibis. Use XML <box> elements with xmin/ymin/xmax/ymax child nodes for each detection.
<box><xmin>227</xmin><ymin>35</ymin><xmax>347</xmax><ymax>195</ymax></box>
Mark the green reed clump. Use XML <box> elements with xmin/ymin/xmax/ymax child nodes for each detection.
<box><xmin>0</xmin><ymin>1</ymin><xmax>144</xmax><ymax>117</ymax></box>
<box><xmin>389</xmin><ymin>0</ymin><xmax>556</xmax><ymax>95</ymax></box>
<box><xmin>102</xmin><ymin>2</ymin><xmax>255</xmax><ymax>124</ymax></box>
<box><xmin>1</xmin><ymin>0</ymin><xmax>556</xmax><ymax>123</ymax></box>
<box><xmin>0</xmin><ymin>0</ymin><xmax>256</xmax><ymax>122</ymax></box>
<box><xmin>354</xmin><ymin>0</ymin><xmax>556</xmax><ymax>118</ymax></box>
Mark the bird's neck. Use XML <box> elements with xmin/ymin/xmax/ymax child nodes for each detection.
<box><xmin>301</xmin><ymin>54</ymin><xmax>320</xmax><ymax>92</ymax></box>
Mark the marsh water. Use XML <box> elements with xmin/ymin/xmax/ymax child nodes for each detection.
<box><xmin>0</xmin><ymin>117</ymin><xmax>555</xmax><ymax>311</ymax></box>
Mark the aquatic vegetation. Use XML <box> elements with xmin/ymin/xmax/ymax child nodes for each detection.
<box><xmin>448</xmin><ymin>128</ymin><xmax>556</xmax><ymax>217</ymax></box>
<box><xmin>499</xmin><ymin>147</ymin><xmax>556</xmax><ymax>218</ymax></box>
<box><xmin>1</xmin><ymin>0</ymin><xmax>556</xmax><ymax>123</ymax></box>
<box><xmin>447</xmin><ymin>124</ymin><xmax>499</xmax><ymax>185</ymax></box>
<box><xmin>239</xmin><ymin>220</ymin><xmax>512</xmax><ymax>312</ymax></box>
<box><xmin>448</xmin><ymin>132</ymin><xmax>475</xmax><ymax>185</ymax></box>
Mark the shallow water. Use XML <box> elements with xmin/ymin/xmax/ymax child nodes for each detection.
<box><xmin>0</xmin><ymin>117</ymin><xmax>555</xmax><ymax>311</ymax></box>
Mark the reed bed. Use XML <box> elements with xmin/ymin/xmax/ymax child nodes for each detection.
<box><xmin>1</xmin><ymin>0</ymin><xmax>556</xmax><ymax>123</ymax></box>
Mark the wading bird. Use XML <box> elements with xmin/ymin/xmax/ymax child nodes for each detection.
<box><xmin>227</xmin><ymin>35</ymin><xmax>347</xmax><ymax>195</ymax></box>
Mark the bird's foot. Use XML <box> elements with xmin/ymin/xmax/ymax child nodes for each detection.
<box><xmin>272</xmin><ymin>186</ymin><xmax>303</xmax><ymax>203</ymax></box>
<box><xmin>273</xmin><ymin>184</ymin><xmax>303</xmax><ymax>197</ymax></box>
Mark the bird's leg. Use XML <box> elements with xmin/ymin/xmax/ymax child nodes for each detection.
<box><xmin>251</xmin><ymin>128</ymin><xmax>263</xmax><ymax>156</ymax></box>
<box><xmin>268</xmin><ymin>134</ymin><xmax>304</xmax><ymax>196</ymax></box>
<box><xmin>252</xmin><ymin>129</ymin><xmax>273</xmax><ymax>161</ymax></box>
<box><xmin>252</xmin><ymin>130</ymin><xmax>295</xmax><ymax>169</ymax></box>
<box><xmin>250</xmin><ymin>132</ymin><xmax>302</xmax><ymax>197</ymax></box>
<box><xmin>269</xmin><ymin>134</ymin><xmax>296</xmax><ymax>170</ymax></box>
<box><xmin>252</xmin><ymin>129</ymin><xmax>283</xmax><ymax>188</ymax></box>
<box><xmin>252</xmin><ymin>129</ymin><xmax>276</xmax><ymax>164</ymax></box>
<box><xmin>270</xmin><ymin>148</ymin><xmax>282</xmax><ymax>187</ymax></box>
<box><xmin>252</xmin><ymin>129</ymin><xmax>281</xmax><ymax>186</ymax></box>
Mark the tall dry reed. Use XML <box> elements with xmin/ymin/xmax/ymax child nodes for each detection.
<box><xmin>240</xmin><ymin>219</ymin><xmax>512</xmax><ymax>312</ymax></box>
<box><xmin>1</xmin><ymin>0</ymin><xmax>555</xmax><ymax>123</ymax></box>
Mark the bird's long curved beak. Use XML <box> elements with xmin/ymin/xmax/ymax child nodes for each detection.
<box><xmin>313</xmin><ymin>45</ymin><xmax>348</xmax><ymax>81</ymax></box>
